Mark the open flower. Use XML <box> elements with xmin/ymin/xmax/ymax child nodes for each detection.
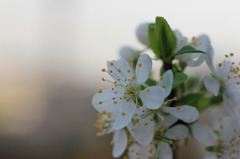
<box><xmin>204</xmin><ymin>53</ymin><xmax>240</xmax><ymax>118</ymax></box>
<box><xmin>128</xmin><ymin>142</ymin><xmax>173</xmax><ymax>159</ymax></box>
<box><xmin>92</xmin><ymin>54</ymin><xmax>166</xmax><ymax>130</ymax></box>
<box><xmin>192</xmin><ymin>117</ymin><xmax>240</xmax><ymax>159</ymax></box>
<box><xmin>174</xmin><ymin>30</ymin><xmax>213</xmax><ymax>67</ymax></box>
<box><xmin>95</xmin><ymin>113</ymin><xmax>128</xmax><ymax>158</ymax></box>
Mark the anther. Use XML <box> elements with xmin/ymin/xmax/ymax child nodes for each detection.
<box><xmin>129</xmin><ymin>58</ymin><xmax>134</xmax><ymax>62</ymax></box>
<box><xmin>169</xmin><ymin>141</ymin><xmax>173</xmax><ymax>144</ymax></box>
<box><xmin>230</xmin><ymin>53</ymin><xmax>234</xmax><ymax>56</ymax></box>
<box><xmin>102</xmin><ymin>77</ymin><xmax>105</xmax><ymax>81</ymax></box>
<box><xmin>160</xmin><ymin>76</ymin><xmax>164</xmax><ymax>80</ymax></box>
<box><xmin>227</xmin><ymin>75</ymin><xmax>231</xmax><ymax>79</ymax></box>
<box><xmin>138</xmin><ymin>63</ymin><xmax>142</xmax><ymax>67</ymax></box>
<box><xmin>123</xmin><ymin>95</ymin><xmax>127</xmax><ymax>99</ymax></box>
<box><xmin>135</xmin><ymin>103</ymin><xmax>139</xmax><ymax>108</ymax></box>
<box><xmin>176</xmin><ymin>106</ymin><xmax>181</xmax><ymax>110</ymax></box>
<box><xmin>162</xmin><ymin>85</ymin><xmax>166</xmax><ymax>88</ymax></box>
<box><xmin>101</xmin><ymin>110</ymin><xmax>106</xmax><ymax>114</ymax></box>
<box><xmin>113</xmin><ymin>101</ymin><xmax>118</xmax><ymax>104</ymax></box>
<box><xmin>173</xmin><ymin>97</ymin><xmax>178</xmax><ymax>101</ymax></box>
<box><xmin>132</xmin><ymin>76</ymin><xmax>136</xmax><ymax>80</ymax></box>
<box><xmin>174</xmin><ymin>136</ymin><xmax>179</xmax><ymax>140</ymax></box>
<box><xmin>121</xmin><ymin>112</ymin><xmax>126</xmax><ymax>116</ymax></box>
<box><xmin>110</xmin><ymin>141</ymin><xmax>114</xmax><ymax>145</ymax></box>
<box><xmin>127</xmin><ymin>69</ymin><xmax>131</xmax><ymax>73</ymax></box>
<box><xmin>149</xmin><ymin>118</ymin><xmax>154</xmax><ymax>121</ymax></box>
<box><xmin>98</xmin><ymin>89</ymin><xmax>103</xmax><ymax>93</ymax></box>
<box><xmin>218</xmin><ymin>63</ymin><xmax>222</xmax><ymax>67</ymax></box>
<box><xmin>156</xmin><ymin>81</ymin><xmax>159</xmax><ymax>85</ymax></box>
<box><xmin>144</xmin><ymin>123</ymin><xmax>148</xmax><ymax>126</ymax></box>
<box><xmin>110</xmin><ymin>62</ymin><xmax>114</xmax><ymax>66</ymax></box>
<box><xmin>109</xmin><ymin>70</ymin><xmax>113</xmax><ymax>73</ymax></box>
<box><xmin>99</xmin><ymin>101</ymin><xmax>103</xmax><ymax>104</ymax></box>
<box><xmin>146</xmin><ymin>89</ymin><xmax>151</xmax><ymax>92</ymax></box>
<box><xmin>101</xmin><ymin>68</ymin><xmax>106</xmax><ymax>72</ymax></box>
<box><xmin>135</xmin><ymin>118</ymin><xmax>140</xmax><ymax>122</ymax></box>
<box><xmin>225</xmin><ymin>54</ymin><xmax>229</xmax><ymax>58</ymax></box>
<box><xmin>148</xmin><ymin>147</ymin><xmax>154</xmax><ymax>153</ymax></box>
<box><xmin>118</xmin><ymin>69</ymin><xmax>121</xmax><ymax>72</ymax></box>
<box><xmin>217</xmin><ymin>152</ymin><xmax>222</xmax><ymax>157</ymax></box>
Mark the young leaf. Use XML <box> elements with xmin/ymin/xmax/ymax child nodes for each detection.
<box><xmin>167</xmin><ymin>45</ymin><xmax>206</xmax><ymax>60</ymax></box>
<box><xmin>155</xmin><ymin>17</ymin><xmax>176</xmax><ymax>61</ymax></box>
<box><xmin>148</xmin><ymin>23</ymin><xmax>160</xmax><ymax>57</ymax></box>
<box><xmin>145</xmin><ymin>78</ymin><xmax>157</xmax><ymax>86</ymax></box>
<box><xmin>172</xmin><ymin>72</ymin><xmax>188</xmax><ymax>89</ymax></box>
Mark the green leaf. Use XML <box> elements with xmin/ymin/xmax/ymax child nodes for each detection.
<box><xmin>155</xmin><ymin>17</ymin><xmax>176</xmax><ymax>61</ymax></box>
<box><xmin>172</xmin><ymin>72</ymin><xmax>188</xmax><ymax>89</ymax></box>
<box><xmin>167</xmin><ymin>45</ymin><xmax>206</xmax><ymax>60</ymax></box>
<box><xmin>148</xmin><ymin>23</ymin><xmax>160</xmax><ymax>57</ymax></box>
<box><xmin>145</xmin><ymin>78</ymin><xmax>157</xmax><ymax>86</ymax></box>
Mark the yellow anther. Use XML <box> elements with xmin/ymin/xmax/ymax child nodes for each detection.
<box><xmin>112</xmin><ymin>88</ymin><xmax>115</xmax><ymax>90</ymax></box>
<box><xmin>121</xmin><ymin>112</ymin><xmax>126</xmax><ymax>116</ymax></box>
<box><xmin>110</xmin><ymin>62</ymin><xmax>114</xmax><ymax>66</ymax></box>
<box><xmin>101</xmin><ymin>110</ymin><xmax>106</xmax><ymax>114</ymax></box>
<box><xmin>128</xmin><ymin>137</ymin><xmax>133</xmax><ymax>143</ymax></box>
<box><xmin>102</xmin><ymin>77</ymin><xmax>105</xmax><ymax>81</ymax></box>
<box><xmin>131</xmin><ymin>128</ymin><xmax>135</xmax><ymax>131</ymax></box>
<box><xmin>176</xmin><ymin>106</ymin><xmax>181</xmax><ymax>110</ymax></box>
<box><xmin>129</xmin><ymin>58</ymin><xmax>134</xmax><ymax>62</ymax></box>
<box><xmin>230</xmin><ymin>53</ymin><xmax>234</xmax><ymax>56</ymax></box>
<box><xmin>220</xmin><ymin>125</ymin><xmax>223</xmax><ymax>129</ymax></box>
<box><xmin>149</xmin><ymin>118</ymin><xmax>154</xmax><ymax>121</ymax></box>
<box><xmin>160</xmin><ymin>128</ymin><xmax>164</xmax><ymax>133</ymax></box>
<box><xmin>134</xmin><ymin>114</ymin><xmax>138</xmax><ymax>116</ymax></box>
<box><xmin>131</xmin><ymin>149</ymin><xmax>135</xmax><ymax>153</ymax></box>
<box><xmin>135</xmin><ymin>118</ymin><xmax>140</xmax><ymax>122</ymax></box>
<box><xmin>123</xmin><ymin>95</ymin><xmax>127</xmax><ymax>99</ymax></box>
<box><xmin>127</xmin><ymin>69</ymin><xmax>131</xmax><ymax>73</ymax></box>
<box><xmin>136</xmin><ymin>103</ymin><xmax>139</xmax><ymax>108</ymax></box>
<box><xmin>98</xmin><ymin>89</ymin><xmax>103</xmax><ymax>93</ymax></box>
<box><xmin>144</xmin><ymin>123</ymin><xmax>148</xmax><ymax>126</ymax></box>
<box><xmin>225</xmin><ymin>54</ymin><xmax>229</xmax><ymax>58</ymax></box>
<box><xmin>173</xmin><ymin>97</ymin><xmax>178</xmax><ymax>101</ymax></box>
<box><xmin>114</xmin><ymin>92</ymin><xmax>117</xmax><ymax>94</ymax></box>
<box><xmin>132</xmin><ymin>76</ymin><xmax>136</xmax><ymax>80</ymax></box>
<box><xmin>138</xmin><ymin>63</ymin><xmax>142</xmax><ymax>67</ymax></box>
<box><xmin>99</xmin><ymin>101</ymin><xmax>103</xmax><ymax>104</ymax></box>
<box><xmin>101</xmin><ymin>68</ymin><xmax>106</xmax><ymax>72</ymax></box>
<box><xmin>109</xmin><ymin>70</ymin><xmax>113</xmax><ymax>73</ymax></box>
<box><xmin>110</xmin><ymin>141</ymin><xmax>114</xmax><ymax>145</ymax></box>
<box><xmin>227</xmin><ymin>75</ymin><xmax>231</xmax><ymax>79</ymax></box>
<box><xmin>238</xmin><ymin>134</ymin><xmax>240</xmax><ymax>138</ymax></box>
<box><xmin>218</xmin><ymin>138</ymin><xmax>221</xmax><ymax>143</ymax></box>
<box><xmin>146</xmin><ymin>89</ymin><xmax>151</xmax><ymax>92</ymax></box>
<box><xmin>160</xmin><ymin>76</ymin><xmax>164</xmax><ymax>80</ymax></box>
<box><xmin>123</xmin><ymin>156</ymin><xmax>129</xmax><ymax>159</ymax></box>
<box><xmin>218</xmin><ymin>63</ymin><xmax>222</xmax><ymax>67</ymax></box>
<box><xmin>234</xmin><ymin>129</ymin><xmax>237</xmax><ymax>133</ymax></box>
<box><xmin>174</xmin><ymin>136</ymin><xmax>179</xmax><ymax>140</ymax></box>
<box><xmin>229</xmin><ymin>140</ymin><xmax>233</xmax><ymax>144</ymax></box>
<box><xmin>156</xmin><ymin>81</ymin><xmax>159</xmax><ymax>85</ymax></box>
<box><xmin>148</xmin><ymin>156</ymin><xmax>152</xmax><ymax>159</ymax></box>
<box><xmin>169</xmin><ymin>141</ymin><xmax>173</xmax><ymax>144</ymax></box>
<box><xmin>161</xmin><ymin>85</ymin><xmax>166</xmax><ymax>88</ymax></box>
<box><xmin>148</xmin><ymin>147</ymin><xmax>154</xmax><ymax>153</ymax></box>
<box><xmin>136</xmin><ymin>152</ymin><xmax>139</xmax><ymax>155</ymax></box>
<box><xmin>118</xmin><ymin>69</ymin><xmax>121</xmax><ymax>72</ymax></box>
<box><xmin>217</xmin><ymin>152</ymin><xmax>222</xmax><ymax>157</ymax></box>
<box><xmin>112</xmin><ymin>97</ymin><xmax>116</xmax><ymax>100</ymax></box>
<box><xmin>113</xmin><ymin>101</ymin><xmax>118</xmax><ymax>104</ymax></box>
<box><xmin>96</xmin><ymin>132</ymin><xmax>101</xmax><ymax>137</ymax></box>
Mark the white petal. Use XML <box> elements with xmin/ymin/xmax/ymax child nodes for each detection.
<box><xmin>119</xmin><ymin>46</ymin><xmax>138</xmax><ymax>62</ymax></box>
<box><xmin>165</xmin><ymin>124</ymin><xmax>188</xmax><ymax>140</ymax></box>
<box><xmin>156</xmin><ymin>142</ymin><xmax>173</xmax><ymax>159</ymax></box>
<box><xmin>163</xmin><ymin>115</ymin><xmax>178</xmax><ymax>127</ymax></box>
<box><xmin>136</xmin><ymin>54</ymin><xmax>152</xmax><ymax>84</ymax></box>
<box><xmin>112</xmin><ymin>129</ymin><xmax>128</xmax><ymax>158</ymax></box>
<box><xmin>107</xmin><ymin>59</ymin><xmax>133</xmax><ymax>83</ymax></box>
<box><xmin>92</xmin><ymin>89</ymin><xmax>123</xmax><ymax>113</ymax></box>
<box><xmin>136</xmin><ymin>23</ymin><xmax>149</xmax><ymax>46</ymax></box>
<box><xmin>223</xmin><ymin>93</ymin><xmax>240</xmax><ymax>120</ymax></box>
<box><xmin>129</xmin><ymin>115</ymin><xmax>155</xmax><ymax>145</ymax></box>
<box><xmin>113</xmin><ymin>101</ymin><xmax>136</xmax><ymax>130</ymax></box>
<box><xmin>163</xmin><ymin>105</ymin><xmax>199</xmax><ymax>123</ymax></box>
<box><xmin>128</xmin><ymin>144</ymin><xmax>140</xmax><ymax>159</ymax></box>
<box><xmin>219</xmin><ymin>117</ymin><xmax>238</xmax><ymax>141</ymax></box>
<box><xmin>192</xmin><ymin>123</ymin><xmax>217</xmax><ymax>146</ymax></box>
<box><xmin>139</xmin><ymin>86</ymin><xmax>165</xmax><ymax>109</ymax></box>
<box><xmin>203</xmin><ymin>152</ymin><xmax>218</xmax><ymax>159</ymax></box>
<box><xmin>158</xmin><ymin>70</ymin><xmax>173</xmax><ymax>97</ymax></box>
<box><xmin>204</xmin><ymin>75</ymin><xmax>220</xmax><ymax>96</ymax></box>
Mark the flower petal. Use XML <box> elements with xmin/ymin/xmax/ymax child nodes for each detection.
<box><xmin>112</xmin><ymin>129</ymin><xmax>128</xmax><ymax>158</ymax></box>
<box><xmin>163</xmin><ymin>115</ymin><xmax>178</xmax><ymax>127</ymax></box>
<box><xmin>139</xmin><ymin>86</ymin><xmax>165</xmax><ymax>109</ymax></box>
<box><xmin>92</xmin><ymin>89</ymin><xmax>123</xmax><ymax>113</ymax></box>
<box><xmin>119</xmin><ymin>46</ymin><xmax>138</xmax><ymax>62</ymax></box>
<box><xmin>136</xmin><ymin>23</ymin><xmax>149</xmax><ymax>46</ymax></box>
<box><xmin>203</xmin><ymin>152</ymin><xmax>218</xmax><ymax>159</ymax></box>
<box><xmin>107</xmin><ymin>59</ymin><xmax>133</xmax><ymax>84</ymax></box>
<box><xmin>136</xmin><ymin>54</ymin><xmax>152</xmax><ymax>84</ymax></box>
<box><xmin>165</xmin><ymin>124</ymin><xmax>188</xmax><ymax>140</ymax></box>
<box><xmin>158</xmin><ymin>70</ymin><xmax>173</xmax><ymax>97</ymax></box>
<box><xmin>192</xmin><ymin>123</ymin><xmax>217</xmax><ymax>146</ymax></box>
<box><xmin>156</xmin><ymin>142</ymin><xmax>173</xmax><ymax>159</ymax></box>
<box><xmin>163</xmin><ymin>105</ymin><xmax>199</xmax><ymax>123</ymax></box>
<box><xmin>113</xmin><ymin>101</ymin><xmax>136</xmax><ymax>130</ymax></box>
<box><xmin>223</xmin><ymin>93</ymin><xmax>240</xmax><ymax>120</ymax></box>
<box><xmin>204</xmin><ymin>75</ymin><xmax>220</xmax><ymax>96</ymax></box>
<box><xmin>128</xmin><ymin>115</ymin><xmax>155</xmax><ymax>145</ymax></box>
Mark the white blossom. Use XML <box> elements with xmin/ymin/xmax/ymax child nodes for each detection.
<box><xmin>136</xmin><ymin>23</ymin><xmax>149</xmax><ymax>46</ymax></box>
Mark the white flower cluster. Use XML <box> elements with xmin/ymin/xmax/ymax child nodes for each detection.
<box><xmin>91</xmin><ymin>19</ymin><xmax>240</xmax><ymax>159</ymax></box>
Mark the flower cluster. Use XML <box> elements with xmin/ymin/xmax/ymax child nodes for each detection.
<box><xmin>91</xmin><ymin>16</ymin><xmax>240</xmax><ymax>159</ymax></box>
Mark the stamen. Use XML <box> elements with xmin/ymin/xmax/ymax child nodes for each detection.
<box><xmin>169</xmin><ymin>141</ymin><xmax>173</xmax><ymax>144</ymax></box>
<box><xmin>146</xmin><ymin>89</ymin><xmax>151</xmax><ymax>92</ymax></box>
<box><xmin>144</xmin><ymin>123</ymin><xmax>148</xmax><ymax>126</ymax></box>
<box><xmin>129</xmin><ymin>58</ymin><xmax>134</xmax><ymax>62</ymax></box>
<box><xmin>110</xmin><ymin>62</ymin><xmax>114</xmax><ymax>66</ymax></box>
<box><xmin>149</xmin><ymin>118</ymin><xmax>154</xmax><ymax>121</ymax></box>
<box><xmin>160</xmin><ymin>76</ymin><xmax>164</xmax><ymax>80</ymax></box>
<box><xmin>98</xmin><ymin>89</ymin><xmax>103</xmax><ymax>93</ymax></box>
<box><xmin>102</xmin><ymin>68</ymin><xmax>106</xmax><ymax>72</ymax></box>
<box><xmin>176</xmin><ymin>106</ymin><xmax>181</xmax><ymax>110</ymax></box>
<box><xmin>98</xmin><ymin>101</ymin><xmax>103</xmax><ymax>104</ymax></box>
<box><xmin>121</xmin><ymin>112</ymin><xmax>126</xmax><ymax>116</ymax></box>
<box><xmin>161</xmin><ymin>85</ymin><xmax>166</xmax><ymax>88</ymax></box>
<box><xmin>138</xmin><ymin>63</ymin><xmax>142</xmax><ymax>67</ymax></box>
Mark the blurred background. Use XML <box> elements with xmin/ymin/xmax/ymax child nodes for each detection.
<box><xmin>0</xmin><ymin>0</ymin><xmax>240</xmax><ymax>158</ymax></box>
